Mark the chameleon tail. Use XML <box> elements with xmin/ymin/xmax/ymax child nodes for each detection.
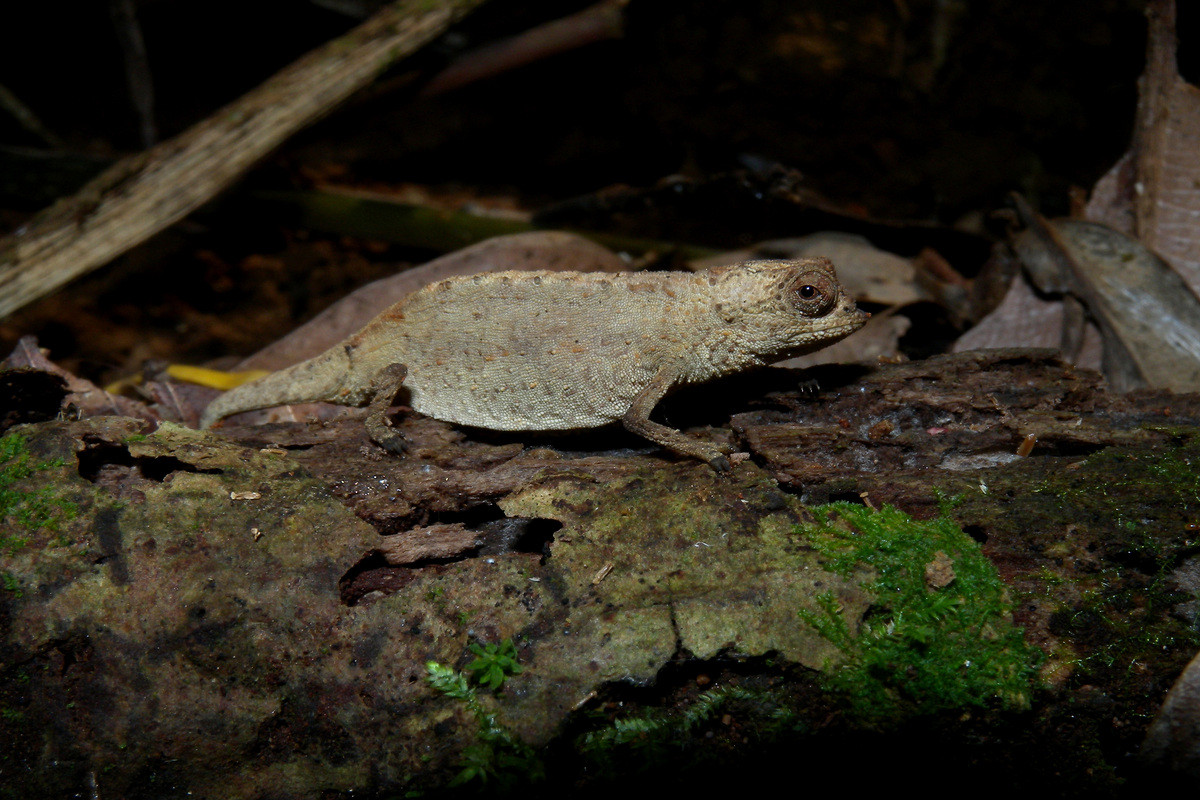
<box><xmin>199</xmin><ymin>347</ymin><xmax>352</xmax><ymax>428</ymax></box>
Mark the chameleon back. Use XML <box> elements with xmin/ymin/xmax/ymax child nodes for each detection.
<box><xmin>346</xmin><ymin>270</ymin><xmax>693</xmax><ymax>430</ymax></box>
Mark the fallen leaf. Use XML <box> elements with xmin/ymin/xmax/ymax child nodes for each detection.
<box><xmin>1087</xmin><ymin>0</ymin><xmax>1200</xmax><ymax>297</ymax></box>
<box><xmin>924</xmin><ymin>550</ymin><xmax>956</xmax><ymax>589</ymax></box>
<box><xmin>1</xmin><ymin>335</ymin><xmax>156</xmax><ymax>422</ymax></box>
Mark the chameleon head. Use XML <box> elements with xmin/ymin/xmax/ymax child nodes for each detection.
<box><xmin>713</xmin><ymin>257</ymin><xmax>869</xmax><ymax>360</ymax></box>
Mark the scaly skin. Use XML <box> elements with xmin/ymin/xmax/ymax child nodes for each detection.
<box><xmin>200</xmin><ymin>258</ymin><xmax>868</xmax><ymax>468</ymax></box>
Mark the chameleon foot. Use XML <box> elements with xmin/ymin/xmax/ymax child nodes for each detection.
<box><xmin>364</xmin><ymin>363</ymin><xmax>410</xmax><ymax>455</ymax></box>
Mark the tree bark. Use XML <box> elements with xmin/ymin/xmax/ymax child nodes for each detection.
<box><xmin>0</xmin><ymin>0</ymin><xmax>489</xmax><ymax>320</ymax></box>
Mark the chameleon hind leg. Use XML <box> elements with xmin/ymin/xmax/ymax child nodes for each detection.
<box><xmin>363</xmin><ymin>363</ymin><xmax>410</xmax><ymax>454</ymax></box>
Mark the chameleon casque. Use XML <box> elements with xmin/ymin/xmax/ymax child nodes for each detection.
<box><xmin>201</xmin><ymin>257</ymin><xmax>867</xmax><ymax>469</ymax></box>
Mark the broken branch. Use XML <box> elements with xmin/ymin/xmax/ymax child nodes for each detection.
<box><xmin>0</xmin><ymin>0</ymin><xmax>489</xmax><ymax>320</ymax></box>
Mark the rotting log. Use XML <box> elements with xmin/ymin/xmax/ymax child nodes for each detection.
<box><xmin>4</xmin><ymin>349</ymin><xmax>1200</xmax><ymax>793</ymax></box>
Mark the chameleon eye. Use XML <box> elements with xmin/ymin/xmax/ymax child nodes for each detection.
<box><xmin>789</xmin><ymin>271</ymin><xmax>837</xmax><ymax>316</ymax></box>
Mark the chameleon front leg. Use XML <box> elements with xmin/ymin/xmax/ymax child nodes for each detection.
<box><xmin>622</xmin><ymin>367</ymin><xmax>733</xmax><ymax>471</ymax></box>
<box><xmin>363</xmin><ymin>363</ymin><xmax>410</xmax><ymax>454</ymax></box>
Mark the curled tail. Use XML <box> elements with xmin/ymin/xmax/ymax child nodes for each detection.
<box><xmin>200</xmin><ymin>347</ymin><xmax>353</xmax><ymax>428</ymax></box>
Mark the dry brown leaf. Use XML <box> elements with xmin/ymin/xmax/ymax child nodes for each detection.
<box><xmin>955</xmin><ymin>210</ymin><xmax>1200</xmax><ymax>391</ymax></box>
<box><xmin>961</xmin><ymin>0</ymin><xmax>1200</xmax><ymax>388</ymax></box>
<box><xmin>1142</xmin><ymin>647</ymin><xmax>1200</xmax><ymax>778</ymax></box>
<box><xmin>1086</xmin><ymin>0</ymin><xmax>1200</xmax><ymax>297</ymax></box>
<box><xmin>953</xmin><ymin>273</ymin><xmax>1104</xmax><ymax>369</ymax></box>
<box><xmin>1</xmin><ymin>335</ymin><xmax>156</xmax><ymax>421</ymax></box>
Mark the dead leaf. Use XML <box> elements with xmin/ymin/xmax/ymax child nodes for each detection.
<box><xmin>967</xmin><ymin>1</ymin><xmax>1200</xmax><ymax>391</ymax></box>
<box><xmin>1086</xmin><ymin>0</ymin><xmax>1200</xmax><ymax>297</ymax></box>
<box><xmin>924</xmin><ymin>550</ymin><xmax>956</xmax><ymax>589</ymax></box>
<box><xmin>1</xmin><ymin>335</ymin><xmax>156</xmax><ymax>422</ymax></box>
<box><xmin>1142</xmin><ymin>647</ymin><xmax>1200</xmax><ymax>779</ymax></box>
<box><xmin>1023</xmin><ymin>218</ymin><xmax>1200</xmax><ymax>391</ymax></box>
<box><xmin>956</xmin><ymin>201</ymin><xmax>1200</xmax><ymax>392</ymax></box>
<box><xmin>953</xmin><ymin>271</ymin><xmax>1104</xmax><ymax>370</ymax></box>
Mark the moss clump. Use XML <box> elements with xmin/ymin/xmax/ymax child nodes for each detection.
<box><xmin>0</xmin><ymin>431</ymin><xmax>75</xmax><ymax>555</ymax></box>
<box><xmin>425</xmin><ymin>654</ymin><xmax>543</xmax><ymax>788</ymax></box>
<box><xmin>1046</xmin><ymin>439</ymin><xmax>1200</xmax><ymax>542</ymax></box>
<box><xmin>799</xmin><ymin>502</ymin><xmax>1042</xmax><ymax>723</ymax></box>
<box><xmin>576</xmin><ymin>684</ymin><xmax>800</xmax><ymax>776</ymax></box>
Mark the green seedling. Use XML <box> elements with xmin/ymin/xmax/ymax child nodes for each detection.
<box><xmin>425</xmin><ymin>654</ymin><xmax>542</xmax><ymax>788</ymax></box>
<box><xmin>465</xmin><ymin>639</ymin><xmax>523</xmax><ymax>691</ymax></box>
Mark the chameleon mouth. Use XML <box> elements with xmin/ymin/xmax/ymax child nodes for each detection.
<box><xmin>821</xmin><ymin>317</ymin><xmax>869</xmax><ymax>337</ymax></box>
<box><xmin>786</xmin><ymin>318</ymin><xmax>867</xmax><ymax>353</ymax></box>
<box><xmin>791</xmin><ymin>313</ymin><xmax>869</xmax><ymax>347</ymax></box>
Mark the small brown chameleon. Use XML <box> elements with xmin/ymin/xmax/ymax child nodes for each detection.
<box><xmin>200</xmin><ymin>258</ymin><xmax>867</xmax><ymax>469</ymax></box>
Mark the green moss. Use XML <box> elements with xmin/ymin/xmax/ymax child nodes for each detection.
<box><xmin>0</xmin><ymin>571</ymin><xmax>21</xmax><ymax>598</ymax></box>
<box><xmin>576</xmin><ymin>684</ymin><xmax>800</xmax><ymax>773</ymax></box>
<box><xmin>0</xmin><ymin>432</ymin><xmax>75</xmax><ymax>552</ymax></box>
<box><xmin>465</xmin><ymin>639</ymin><xmax>523</xmax><ymax>691</ymax></box>
<box><xmin>1050</xmin><ymin>566</ymin><xmax>1200</xmax><ymax>687</ymax></box>
<box><xmin>1036</xmin><ymin>436</ymin><xmax>1200</xmax><ymax>533</ymax></box>
<box><xmin>798</xmin><ymin>502</ymin><xmax>1042</xmax><ymax>724</ymax></box>
<box><xmin>1019</xmin><ymin>438</ymin><xmax>1200</xmax><ymax>683</ymax></box>
<box><xmin>425</xmin><ymin>653</ymin><xmax>543</xmax><ymax>788</ymax></box>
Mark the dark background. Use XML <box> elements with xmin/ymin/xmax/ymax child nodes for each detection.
<box><xmin>0</xmin><ymin>0</ymin><xmax>1185</xmax><ymax>378</ymax></box>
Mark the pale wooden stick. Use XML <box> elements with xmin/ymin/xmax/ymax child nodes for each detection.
<box><xmin>0</xmin><ymin>0</ymin><xmax>489</xmax><ymax>320</ymax></box>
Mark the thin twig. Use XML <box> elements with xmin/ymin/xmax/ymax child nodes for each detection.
<box><xmin>109</xmin><ymin>0</ymin><xmax>158</xmax><ymax>148</ymax></box>
<box><xmin>420</xmin><ymin>0</ymin><xmax>628</xmax><ymax>97</ymax></box>
<box><xmin>0</xmin><ymin>82</ymin><xmax>64</xmax><ymax>149</ymax></box>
